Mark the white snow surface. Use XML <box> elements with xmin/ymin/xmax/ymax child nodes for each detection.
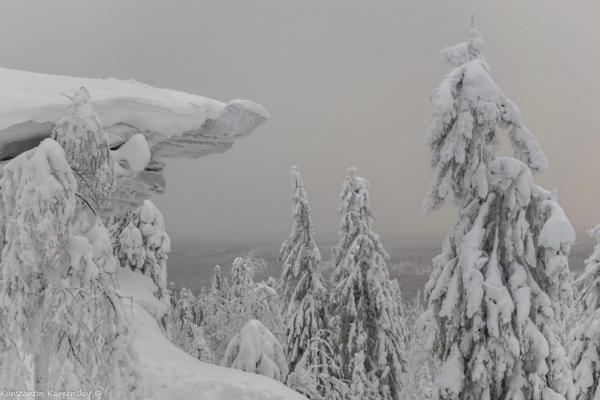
<box><xmin>112</xmin><ymin>133</ymin><xmax>151</xmax><ymax>173</ymax></box>
<box><xmin>0</xmin><ymin>67</ymin><xmax>268</xmax><ymax>134</ymax></box>
<box><xmin>116</xmin><ymin>268</ymin><xmax>306</xmax><ymax>400</ymax></box>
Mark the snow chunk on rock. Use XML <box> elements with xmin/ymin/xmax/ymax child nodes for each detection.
<box><xmin>112</xmin><ymin>133</ymin><xmax>151</xmax><ymax>173</ymax></box>
<box><xmin>539</xmin><ymin>200</ymin><xmax>576</xmax><ymax>249</ymax></box>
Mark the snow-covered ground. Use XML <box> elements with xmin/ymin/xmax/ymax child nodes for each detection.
<box><xmin>117</xmin><ymin>268</ymin><xmax>306</xmax><ymax>400</ymax></box>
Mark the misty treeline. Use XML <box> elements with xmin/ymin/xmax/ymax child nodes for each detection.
<box><xmin>1</xmin><ymin>27</ymin><xmax>599</xmax><ymax>400</ymax></box>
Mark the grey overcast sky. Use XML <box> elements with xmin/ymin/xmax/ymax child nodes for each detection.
<box><xmin>1</xmin><ymin>1</ymin><xmax>599</xmax><ymax>243</ymax></box>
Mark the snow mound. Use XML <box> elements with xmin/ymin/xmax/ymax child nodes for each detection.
<box><xmin>116</xmin><ymin>268</ymin><xmax>306</xmax><ymax>400</ymax></box>
<box><xmin>539</xmin><ymin>200</ymin><xmax>576</xmax><ymax>249</ymax></box>
<box><xmin>222</xmin><ymin>319</ymin><xmax>288</xmax><ymax>382</ymax></box>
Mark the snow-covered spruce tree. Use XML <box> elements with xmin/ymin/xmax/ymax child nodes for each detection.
<box><xmin>203</xmin><ymin>253</ymin><xmax>286</xmax><ymax>364</ymax></box>
<box><xmin>229</xmin><ymin>251</ymin><xmax>265</xmax><ymax>300</ymax></box>
<box><xmin>278</xmin><ymin>166</ymin><xmax>328</xmax><ymax>375</ymax></box>
<box><xmin>0</xmin><ymin>139</ymin><xmax>77</xmax><ymax>391</ymax></box>
<box><xmin>222</xmin><ymin>319</ymin><xmax>289</xmax><ymax>382</ymax></box>
<box><xmin>189</xmin><ymin>325</ymin><xmax>214</xmax><ymax>363</ymax></box>
<box><xmin>0</xmin><ymin>138</ymin><xmax>143</xmax><ymax>397</ymax></box>
<box><xmin>212</xmin><ymin>264</ymin><xmax>224</xmax><ymax>292</ymax></box>
<box><xmin>569</xmin><ymin>225</ymin><xmax>600</xmax><ymax>399</ymax></box>
<box><xmin>419</xmin><ymin>29</ymin><xmax>575</xmax><ymax>399</ymax></box>
<box><xmin>245</xmin><ymin>281</ymin><xmax>286</xmax><ymax>339</ymax></box>
<box><xmin>168</xmin><ymin>281</ymin><xmax>178</xmax><ymax>310</ymax></box>
<box><xmin>400</xmin><ymin>290</ymin><xmax>435</xmax><ymax>400</ymax></box>
<box><xmin>329</xmin><ymin>167</ymin><xmax>407</xmax><ymax>400</ymax></box>
<box><xmin>170</xmin><ymin>287</ymin><xmax>214</xmax><ymax>363</ymax></box>
<box><xmin>46</xmin><ymin>218</ymin><xmax>143</xmax><ymax>398</ymax></box>
<box><xmin>203</xmin><ymin>266</ymin><xmax>227</xmax><ymax>325</ymax></box>
<box><xmin>228</xmin><ymin>252</ymin><xmax>284</xmax><ymax>336</ymax></box>
<box><xmin>52</xmin><ymin>89</ymin><xmax>143</xmax><ymax>398</ymax></box>
<box><xmin>172</xmin><ymin>287</ymin><xmax>198</xmax><ymax>352</ymax></box>
<box><xmin>51</xmin><ymin>87</ymin><xmax>115</xmax><ymax>213</ymax></box>
<box><xmin>287</xmin><ymin>329</ymin><xmax>353</xmax><ymax>400</ymax></box>
<box><xmin>107</xmin><ymin>200</ymin><xmax>172</xmax><ymax>335</ymax></box>
<box><xmin>196</xmin><ymin>286</ymin><xmax>207</xmax><ymax>326</ymax></box>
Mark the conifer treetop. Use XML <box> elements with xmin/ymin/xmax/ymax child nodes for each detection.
<box><xmin>52</xmin><ymin>87</ymin><xmax>116</xmax><ymax>213</ymax></box>
<box><xmin>423</xmin><ymin>29</ymin><xmax>548</xmax><ymax>214</ymax></box>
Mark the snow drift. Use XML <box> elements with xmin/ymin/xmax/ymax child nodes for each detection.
<box><xmin>118</xmin><ymin>268</ymin><xmax>305</xmax><ymax>400</ymax></box>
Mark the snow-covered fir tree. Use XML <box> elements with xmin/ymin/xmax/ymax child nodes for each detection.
<box><xmin>0</xmin><ymin>89</ymin><xmax>143</xmax><ymax>399</ymax></box>
<box><xmin>400</xmin><ymin>290</ymin><xmax>435</xmax><ymax>400</ymax></box>
<box><xmin>51</xmin><ymin>87</ymin><xmax>116</xmax><ymax>213</ymax></box>
<box><xmin>0</xmin><ymin>139</ymin><xmax>78</xmax><ymax>391</ymax></box>
<box><xmin>329</xmin><ymin>167</ymin><xmax>407</xmax><ymax>400</ymax></box>
<box><xmin>171</xmin><ymin>287</ymin><xmax>214</xmax><ymax>363</ymax></box>
<box><xmin>222</xmin><ymin>319</ymin><xmax>289</xmax><ymax>382</ymax></box>
<box><xmin>204</xmin><ymin>265</ymin><xmax>228</xmax><ymax>323</ymax></box>
<box><xmin>246</xmin><ymin>281</ymin><xmax>286</xmax><ymax>339</ymax></box>
<box><xmin>200</xmin><ymin>253</ymin><xmax>286</xmax><ymax>364</ymax></box>
<box><xmin>189</xmin><ymin>325</ymin><xmax>214</xmax><ymax>364</ymax></box>
<box><xmin>229</xmin><ymin>251</ymin><xmax>265</xmax><ymax>300</ymax></box>
<box><xmin>168</xmin><ymin>281</ymin><xmax>178</xmax><ymax>310</ymax></box>
<box><xmin>569</xmin><ymin>225</ymin><xmax>600</xmax><ymax>399</ymax></box>
<box><xmin>278</xmin><ymin>166</ymin><xmax>328</xmax><ymax>375</ymax></box>
<box><xmin>212</xmin><ymin>264</ymin><xmax>224</xmax><ymax>292</ymax></box>
<box><xmin>108</xmin><ymin>200</ymin><xmax>172</xmax><ymax>336</ymax></box>
<box><xmin>228</xmin><ymin>252</ymin><xmax>284</xmax><ymax>336</ymax></box>
<box><xmin>419</xmin><ymin>29</ymin><xmax>575</xmax><ymax>399</ymax></box>
<box><xmin>287</xmin><ymin>329</ymin><xmax>353</xmax><ymax>400</ymax></box>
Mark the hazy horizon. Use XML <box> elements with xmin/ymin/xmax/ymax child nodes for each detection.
<box><xmin>1</xmin><ymin>1</ymin><xmax>599</xmax><ymax>244</ymax></box>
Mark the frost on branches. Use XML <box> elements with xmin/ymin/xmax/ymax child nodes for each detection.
<box><xmin>329</xmin><ymin>167</ymin><xmax>407</xmax><ymax>400</ymax></box>
<box><xmin>51</xmin><ymin>87</ymin><xmax>116</xmax><ymax>213</ymax></box>
<box><xmin>420</xmin><ymin>30</ymin><xmax>574</xmax><ymax>399</ymax></box>
<box><xmin>107</xmin><ymin>200</ymin><xmax>172</xmax><ymax>336</ymax></box>
<box><xmin>278</xmin><ymin>167</ymin><xmax>328</xmax><ymax>374</ymax></box>
<box><xmin>222</xmin><ymin>319</ymin><xmax>289</xmax><ymax>382</ymax></box>
<box><xmin>569</xmin><ymin>225</ymin><xmax>600</xmax><ymax>399</ymax></box>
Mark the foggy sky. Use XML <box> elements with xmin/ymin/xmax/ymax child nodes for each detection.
<box><xmin>1</xmin><ymin>1</ymin><xmax>599</xmax><ymax>243</ymax></box>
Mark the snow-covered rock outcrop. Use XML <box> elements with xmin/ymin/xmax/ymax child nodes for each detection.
<box><xmin>0</xmin><ymin>68</ymin><xmax>290</xmax><ymax>399</ymax></box>
<box><xmin>0</xmin><ymin>67</ymin><xmax>269</xmax><ymax>213</ymax></box>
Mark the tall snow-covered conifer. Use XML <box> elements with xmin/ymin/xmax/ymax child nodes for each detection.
<box><xmin>569</xmin><ymin>225</ymin><xmax>600</xmax><ymax>399</ymax></box>
<box><xmin>420</xmin><ymin>29</ymin><xmax>575</xmax><ymax>399</ymax></box>
<box><xmin>329</xmin><ymin>167</ymin><xmax>407</xmax><ymax>400</ymax></box>
<box><xmin>0</xmin><ymin>139</ymin><xmax>77</xmax><ymax>391</ymax></box>
<box><xmin>278</xmin><ymin>166</ymin><xmax>328</xmax><ymax>375</ymax></box>
<box><xmin>212</xmin><ymin>265</ymin><xmax>223</xmax><ymax>293</ymax></box>
<box><xmin>52</xmin><ymin>87</ymin><xmax>116</xmax><ymax>213</ymax></box>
